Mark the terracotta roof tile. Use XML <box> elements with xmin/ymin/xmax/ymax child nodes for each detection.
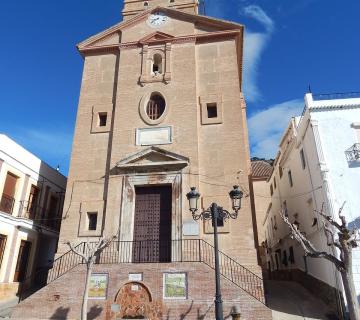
<box><xmin>251</xmin><ymin>160</ymin><xmax>273</xmax><ymax>179</ymax></box>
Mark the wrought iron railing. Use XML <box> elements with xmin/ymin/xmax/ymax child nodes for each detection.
<box><xmin>313</xmin><ymin>92</ymin><xmax>360</xmax><ymax>101</ymax></box>
<box><xmin>19</xmin><ymin>239</ymin><xmax>265</xmax><ymax>304</ymax></box>
<box><xmin>18</xmin><ymin>200</ymin><xmax>61</xmax><ymax>232</ymax></box>
<box><xmin>345</xmin><ymin>143</ymin><xmax>360</xmax><ymax>162</ymax></box>
<box><xmin>0</xmin><ymin>194</ymin><xmax>15</xmax><ymax>214</ymax></box>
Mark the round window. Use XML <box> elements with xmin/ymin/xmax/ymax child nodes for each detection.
<box><xmin>146</xmin><ymin>94</ymin><xmax>166</xmax><ymax>120</ymax></box>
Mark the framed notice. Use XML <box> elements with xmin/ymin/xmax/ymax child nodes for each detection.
<box><xmin>163</xmin><ymin>272</ymin><xmax>187</xmax><ymax>299</ymax></box>
<box><xmin>88</xmin><ymin>273</ymin><xmax>108</xmax><ymax>299</ymax></box>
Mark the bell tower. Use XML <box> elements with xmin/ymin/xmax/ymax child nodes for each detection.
<box><xmin>122</xmin><ymin>0</ymin><xmax>199</xmax><ymax>21</ymax></box>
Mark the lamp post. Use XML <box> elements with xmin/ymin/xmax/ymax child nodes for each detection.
<box><xmin>186</xmin><ymin>185</ymin><xmax>243</xmax><ymax>320</ymax></box>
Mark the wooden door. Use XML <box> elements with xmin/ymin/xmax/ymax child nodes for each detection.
<box><xmin>133</xmin><ymin>186</ymin><xmax>172</xmax><ymax>263</ymax></box>
<box><xmin>0</xmin><ymin>172</ymin><xmax>17</xmax><ymax>214</ymax></box>
<box><xmin>13</xmin><ymin>240</ymin><xmax>31</xmax><ymax>282</ymax></box>
<box><xmin>0</xmin><ymin>234</ymin><xmax>7</xmax><ymax>269</ymax></box>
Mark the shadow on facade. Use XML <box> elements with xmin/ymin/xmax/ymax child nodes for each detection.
<box><xmin>88</xmin><ymin>305</ymin><xmax>103</xmax><ymax>320</ymax></box>
<box><xmin>49</xmin><ymin>306</ymin><xmax>70</xmax><ymax>319</ymax></box>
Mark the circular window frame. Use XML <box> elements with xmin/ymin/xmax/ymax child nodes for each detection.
<box><xmin>139</xmin><ymin>91</ymin><xmax>169</xmax><ymax>125</ymax></box>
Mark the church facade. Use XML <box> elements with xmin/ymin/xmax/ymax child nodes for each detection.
<box><xmin>14</xmin><ymin>1</ymin><xmax>271</xmax><ymax>319</ymax></box>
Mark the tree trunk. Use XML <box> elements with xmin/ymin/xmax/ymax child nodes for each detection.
<box><xmin>81</xmin><ymin>263</ymin><xmax>92</xmax><ymax>320</ymax></box>
<box><xmin>341</xmin><ymin>270</ymin><xmax>360</xmax><ymax>320</ymax></box>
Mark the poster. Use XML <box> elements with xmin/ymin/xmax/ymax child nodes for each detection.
<box><xmin>163</xmin><ymin>273</ymin><xmax>187</xmax><ymax>299</ymax></box>
<box><xmin>88</xmin><ymin>273</ymin><xmax>108</xmax><ymax>299</ymax></box>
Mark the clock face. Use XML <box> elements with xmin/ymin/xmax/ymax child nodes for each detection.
<box><xmin>148</xmin><ymin>12</ymin><xmax>168</xmax><ymax>27</ymax></box>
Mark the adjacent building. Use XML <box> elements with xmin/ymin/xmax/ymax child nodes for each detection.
<box><xmin>13</xmin><ymin>1</ymin><xmax>271</xmax><ymax>319</ymax></box>
<box><xmin>249</xmin><ymin>159</ymin><xmax>272</xmax><ymax>271</ymax></box>
<box><xmin>263</xmin><ymin>92</ymin><xmax>360</xmax><ymax>314</ymax></box>
<box><xmin>0</xmin><ymin>134</ymin><xmax>66</xmax><ymax>302</ymax></box>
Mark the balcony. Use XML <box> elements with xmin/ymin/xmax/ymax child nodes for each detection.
<box><xmin>345</xmin><ymin>143</ymin><xmax>360</xmax><ymax>163</ymax></box>
<box><xmin>18</xmin><ymin>201</ymin><xmax>62</xmax><ymax>232</ymax></box>
<box><xmin>0</xmin><ymin>194</ymin><xmax>15</xmax><ymax>214</ymax></box>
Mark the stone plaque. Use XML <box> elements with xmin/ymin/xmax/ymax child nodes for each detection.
<box><xmin>183</xmin><ymin>220</ymin><xmax>199</xmax><ymax>236</ymax></box>
<box><xmin>129</xmin><ymin>273</ymin><xmax>143</xmax><ymax>281</ymax></box>
<box><xmin>136</xmin><ymin>126</ymin><xmax>172</xmax><ymax>146</ymax></box>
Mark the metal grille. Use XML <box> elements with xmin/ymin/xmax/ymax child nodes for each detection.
<box><xmin>146</xmin><ymin>95</ymin><xmax>165</xmax><ymax>120</ymax></box>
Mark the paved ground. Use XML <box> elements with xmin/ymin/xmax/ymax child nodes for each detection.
<box><xmin>0</xmin><ymin>298</ymin><xmax>17</xmax><ymax>319</ymax></box>
<box><xmin>265</xmin><ymin>280</ymin><xmax>340</xmax><ymax>320</ymax></box>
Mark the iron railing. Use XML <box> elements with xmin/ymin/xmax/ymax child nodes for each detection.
<box><xmin>19</xmin><ymin>239</ymin><xmax>265</xmax><ymax>304</ymax></box>
<box><xmin>345</xmin><ymin>143</ymin><xmax>360</xmax><ymax>162</ymax></box>
<box><xmin>313</xmin><ymin>92</ymin><xmax>360</xmax><ymax>101</ymax></box>
<box><xmin>18</xmin><ymin>200</ymin><xmax>61</xmax><ymax>232</ymax></box>
<box><xmin>0</xmin><ymin>194</ymin><xmax>15</xmax><ymax>214</ymax></box>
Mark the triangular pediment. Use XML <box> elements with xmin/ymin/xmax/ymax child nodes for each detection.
<box><xmin>139</xmin><ymin>31</ymin><xmax>175</xmax><ymax>44</ymax></box>
<box><xmin>77</xmin><ymin>6</ymin><xmax>243</xmax><ymax>51</ymax></box>
<box><xmin>116</xmin><ymin>147</ymin><xmax>189</xmax><ymax>170</ymax></box>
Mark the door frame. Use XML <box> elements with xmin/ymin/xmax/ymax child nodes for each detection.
<box><xmin>120</xmin><ymin>173</ymin><xmax>182</xmax><ymax>262</ymax></box>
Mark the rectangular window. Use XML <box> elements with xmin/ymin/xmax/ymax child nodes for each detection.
<box><xmin>270</xmin><ymin>184</ymin><xmax>273</xmax><ymax>196</ymax></box>
<box><xmin>300</xmin><ymin>149</ymin><xmax>306</xmax><ymax>169</ymax></box>
<box><xmin>98</xmin><ymin>113</ymin><xmax>108</xmax><ymax>127</ymax></box>
<box><xmin>288</xmin><ymin>170</ymin><xmax>293</xmax><ymax>187</ymax></box>
<box><xmin>274</xmin><ymin>177</ymin><xmax>277</xmax><ymax>189</ymax></box>
<box><xmin>207</xmin><ymin>103</ymin><xmax>218</xmax><ymax>118</ymax></box>
<box><xmin>0</xmin><ymin>234</ymin><xmax>7</xmax><ymax>270</ymax></box>
<box><xmin>279</xmin><ymin>166</ymin><xmax>283</xmax><ymax>178</ymax></box>
<box><xmin>0</xmin><ymin>172</ymin><xmax>18</xmax><ymax>214</ymax></box>
<box><xmin>87</xmin><ymin>212</ymin><xmax>98</xmax><ymax>231</ymax></box>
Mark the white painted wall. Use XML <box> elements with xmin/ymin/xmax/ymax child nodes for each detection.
<box><xmin>0</xmin><ymin>134</ymin><xmax>67</xmax><ymax>290</ymax></box>
<box><xmin>264</xmin><ymin>93</ymin><xmax>360</xmax><ymax>296</ymax></box>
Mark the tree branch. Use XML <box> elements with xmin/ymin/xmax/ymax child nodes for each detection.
<box><xmin>280</xmin><ymin>210</ymin><xmax>345</xmax><ymax>271</ymax></box>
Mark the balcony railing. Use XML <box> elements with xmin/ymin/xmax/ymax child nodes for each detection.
<box><xmin>18</xmin><ymin>201</ymin><xmax>62</xmax><ymax>232</ymax></box>
<box><xmin>0</xmin><ymin>194</ymin><xmax>15</xmax><ymax>214</ymax></box>
<box><xmin>313</xmin><ymin>92</ymin><xmax>360</xmax><ymax>101</ymax></box>
<box><xmin>345</xmin><ymin>143</ymin><xmax>360</xmax><ymax>162</ymax></box>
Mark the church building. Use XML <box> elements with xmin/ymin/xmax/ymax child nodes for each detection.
<box><xmin>14</xmin><ymin>1</ymin><xmax>271</xmax><ymax>319</ymax></box>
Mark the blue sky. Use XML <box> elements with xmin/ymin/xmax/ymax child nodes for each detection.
<box><xmin>0</xmin><ymin>0</ymin><xmax>359</xmax><ymax>175</ymax></box>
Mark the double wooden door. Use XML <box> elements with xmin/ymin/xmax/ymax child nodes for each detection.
<box><xmin>132</xmin><ymin>186</ymin><xmax>172</xmax><ymax>263</ymax></box>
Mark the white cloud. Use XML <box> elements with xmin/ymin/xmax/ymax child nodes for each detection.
<box><xmin>240</xmin><ymin>5</ymin><xmax>274</xmax><ymax>103</ymax></box>
<box><xmin>243</xmin><ymin>5</ymin><xmax>274</xmax><ymax>33</ymax></box>
<box><xmin>248</xmin><ymin>99</ymin><xmax>304</xmax><ymax>158</ymax></box>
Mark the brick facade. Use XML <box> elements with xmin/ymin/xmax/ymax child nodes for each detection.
<box><xmin>13</xmin><ymin>263</ymin><xmax>271</xmax><ymax>319</ymax></box>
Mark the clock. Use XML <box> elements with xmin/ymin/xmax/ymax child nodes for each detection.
<box><xmin>147</xmin><ymin>12</ymin><xmax>168</xmax><ymax>27</ymax></box>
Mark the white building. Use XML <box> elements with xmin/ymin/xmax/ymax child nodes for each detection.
<box><xmin>263</xmin><ymin>92</ymin><xmax>360</xmax><ymax>313</ymax></box>
<box><xmin>0</xmin><ymin>134</ymin><xmax>67</xmax><ymax>302</ymax></box>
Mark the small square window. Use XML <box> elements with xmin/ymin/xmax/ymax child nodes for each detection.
<box><xmin>207</xmin><ymin>103</ymin><xmax>218</xmax><ymax>118</ymax></box>
<box><xmin>87</xmin><ymin>212</ymin><xmax>98</xmax><ymax>231</ymax></box>
<box><xmin>98</xmin><ymin>113</ymin><xmax>107</xmax><ymax>127</ymax></box>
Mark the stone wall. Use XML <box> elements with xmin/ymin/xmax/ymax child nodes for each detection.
<box><xmin>13</xmin><ymin>262</ymin><xmax>271</xmax><ymax>320</ymax></box>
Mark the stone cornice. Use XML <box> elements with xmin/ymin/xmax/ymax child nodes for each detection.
<box><xmin>79</xmin><ymin>29</ymin><xmax>241</xmax><ymax>55</ymax></box>
<box><xmin>77</xmin><ymin>6</ymin><xmax>243</xmax><ymax>50</ymax></box>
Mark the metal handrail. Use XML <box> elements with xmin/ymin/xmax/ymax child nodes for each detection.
<box><xmin>19</xmin><ymin>239</ymin><xmax>265</xmax><ymax>304</ymax></box>
<box><xmin>313</xmin><ymin>92</ymin><xmax>360</xmax><ymax>101</ymax></box>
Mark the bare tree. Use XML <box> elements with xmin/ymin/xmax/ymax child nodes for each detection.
<box><xmin>280</xmin><ymin>203</ymin><xmax>360</xmax><ymax>320</ymax></box>
<box><xmin>67</xmin><ymin>236</ymin><xmax>116</xmax><ymax>320</ymax></box>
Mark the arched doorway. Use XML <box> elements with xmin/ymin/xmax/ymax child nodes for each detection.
<box><xmin>115</xmin><ymin>282</ymin><xmax>153</xmax><ymax>319</ymax></box>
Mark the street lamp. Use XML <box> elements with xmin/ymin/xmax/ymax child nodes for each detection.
<box><xmin>186</xmin><ymin>185</ymin><xmax>243</xmax><ymax>320</ymax></box>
